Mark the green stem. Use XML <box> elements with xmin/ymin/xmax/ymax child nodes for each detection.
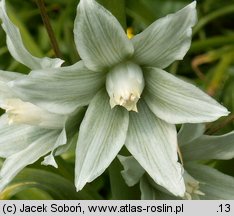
<box><xmin>190</xmin><ymin>35</ymin><xmax>234</xmax><ymax>53</ymax></box>
<box><xmin>193</xmin><ymin>5</ymin><xmax>234</xmax><ymax>35</ymax></box>
<box><xmin>36</xmin><ymin>0</ymin><xmax>62</xmax><ymax>58</ymax></box>
<box><xmin>206</xmin><ymin>115</ymin><xmax>234</xmax><ymax>135</ymax></box>
<box><xmin>7</xmin><ymin>3</ymin><xmax>44</xmax><ymax>57</ymax></box>
<box><xmin>206</xmin><ymin>52</ymin><xmax>234</xmax><ymax>96</ymax></box>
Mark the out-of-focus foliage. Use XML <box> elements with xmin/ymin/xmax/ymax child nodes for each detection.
<box><xmin>0</xmin><ymin>0</ymin><xmax>233</xmax><ymax>199</ymax></box>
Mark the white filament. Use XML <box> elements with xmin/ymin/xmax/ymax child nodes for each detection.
<box><xmin>183</xmin><ymin>170</ymin><xmax>205</xmax><ymax>200</ymax></box>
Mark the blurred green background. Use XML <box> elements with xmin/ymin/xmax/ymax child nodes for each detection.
<box><xmin>0</xmin><ymin>0</ymin><xmax>233</xmax><ymax>199</ymax></box>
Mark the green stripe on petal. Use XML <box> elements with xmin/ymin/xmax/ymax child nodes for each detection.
<box><xmin>125</xmin><ymin>100</ymin><xmax>185</xmax><ymax>197</ymax></box>
<box><xmin>186</xmin><ymin>163</ymin><xmax>234</xmax><ymax>200</ymax></box>
<box><xmin>132</xmin><ymin>2</ymin><xmax>197</xmax><ymax>69</ymax></box>
<box><xmin>75</xmin><ymin>89</ymin><xmax>129</xmax><ymax>191</ymax></box>
<box><xmin>182</xmin><ymin>131</ymin><xmax>234</xmax><ymax>161</ymax></box>
<box><xmin>10</xmin><ymin>61</ymin><xmax>105</xmax><ymax>114</ymax></box>
<box><xmin>0</xmin><ymin>128</ymin><xmax>61</xmax><ymax>191</ymax></box>
<box><xmin>144</xmin><ymin>67</ymin><xmax>229</xmax><ymax>124</ymax></box>
<box><xmin>0</xmin><ymin>0</ymin><xmax>63</xmax><ymax>69</ymax></box>
<box><xmin>74</xmin><ymin>0</ymin><xmax>134</xmax><ymax>71</ymax></box>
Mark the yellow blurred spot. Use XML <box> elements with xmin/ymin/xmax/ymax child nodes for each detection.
<box><xmin>127</xmin><ymin>27</ymin><xmax>134</xmax><ymax>39</ymax></box>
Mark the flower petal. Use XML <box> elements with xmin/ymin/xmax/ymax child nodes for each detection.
<box><xmin>144</xmin><ymin>68</ymin><xmax>229</xmax><ymax>124</ymax></box>
<box><xmin>0</xmin><ymin>81</ymin><xmax>15</xmax><ymax>103</ymax></box>
<box><xmin>0</xmin><ymin>70</ymin><xmax>24</xmax><ymax>103</ymax></box>
<box><xmin>178</xmin><ymin>123</ymin><xmax>206</xmax><ymax>146</ymax></box>
<box><xmin>54</xmin><ymin>107</ymin><xmax>86</xmax><ymax>156</ymax></box>
<box><xmin>140</xmin><ymin>176</ymin><xmax>159</xmax><ymax>200</ymax></box>
<box><xmin>0</xmin><ymin>114</ymin><xmax>51</xmax><ymax>158</ymax></box>
<box><xmin>74</xmin><ymin>0</ymin><xmax>134</xmax><ymax>71</ymax></box>
<box><xmin>10</xmin><ymin>61</ymin><xmax>105</xmax><ymax>114</ymax></box>
<box><xmin>132</xmin><ymin>2</ymin><xmax>196</xmax><ymax>68</ymax></box>
<box><xmin>125</xmin><ymin>100</ymin><xmax>185</xmax><ymax>196</ymax></box>
<box><xmin>0</xmin><ymin>0</ymin><xmax>63</xmax><ymax>69</ymax></box>
<box><xmin>75</xmin><ymin>89</ymin><xmax>129</xmax><ymax>191</ymax></box>
<box><xmin>42</xmin><ymin>107</ymin><xmax>86</xmax><ymax>167</ymax></box>
<box><xmin>118</xmin><ymin>155</ymin><xmax>145</xmax><ymax>187</ymax></box>
<box><xmin>186</xmin><ymin>163</ymin><xmax>234</xmax><ymax>200</ymax></box>
<box><xmin>182</xmin><ymin>131</ymin><xmax>234</xmax><ymax>161</ymax></box>
<box><xmin>41</xmin><ymin>128</ymin><xmax>67</xmax><ymax>168</ymax></box>
<box><xmin>0</xmin><ymin>70</ymin><xmax>24</xmax><ymax>82</ymax></box>
<box><xmin>0</xmin><ymin>128</ymin><xmax>61</xmax><ymax>191</ymax></box>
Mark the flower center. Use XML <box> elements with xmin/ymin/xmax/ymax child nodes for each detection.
<box><xmin>106</xmin><ymin>61</ymin><xmax>145</xmax><ymax>112</ymax></box>
<box><xmin>183</xmin><ymin>171</ymin><xmax>205</xmax><ymax>200</ymax></box>
<box><xmin>1</xmin><ymin>98</ymin><xmax>66</xmax><ymax>129</ymax></box>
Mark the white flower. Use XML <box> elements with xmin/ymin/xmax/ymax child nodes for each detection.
<box><xmin>0</xmin><ymin>0</ymin><xmax>230</xmax><ymax>196</ymax></box>
<box><xmin>119</xmin><ymin>124</ymin><xmax>234</xmax><ymax>199</ymax></box>
<box><xmin>0</xmin><ymin>0</ymin><xmax>83</xmax><ymax>191</ymax></box>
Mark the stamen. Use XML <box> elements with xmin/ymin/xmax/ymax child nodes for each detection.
<box><xmin>183</xmin><ymin>170</ymin><xmax>205</xmax><ymax>200</ymax></box>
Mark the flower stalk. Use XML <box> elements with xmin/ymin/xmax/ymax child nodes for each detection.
<box><xmin>36</xmin><ymin>0</ymin><xmax>62</xmax><ymax>58</ymax></box>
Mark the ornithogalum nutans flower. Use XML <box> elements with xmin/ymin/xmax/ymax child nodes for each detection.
<box><xmin>119</xmin><ymin>124</ymin><xmax>234</xmax><ymax>199</ymax></box>
<box><xmin>0</xmin><ymin>0</ymin><xmax>229</xmax><ymax>196</ymax></box>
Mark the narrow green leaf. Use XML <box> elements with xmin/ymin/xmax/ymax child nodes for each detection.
<box><xmin>0</xmin><ymin>168</ymin><xmax>99</xmax><ymax>200</ymax></box>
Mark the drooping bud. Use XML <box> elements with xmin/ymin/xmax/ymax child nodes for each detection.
<box><xmin>106</xmin><ymin>61</ymin><xmax>145</xmax><ymax>112</ymax></box>
<box><xmin>183</xmin><ymin>170</ymin><xmax>205</xmax><ymax>200</ymax></box>
<box><xmin>1</xmin><ymin>98</ymin><xmax>66</xmax><ymax>129</ymax></box>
